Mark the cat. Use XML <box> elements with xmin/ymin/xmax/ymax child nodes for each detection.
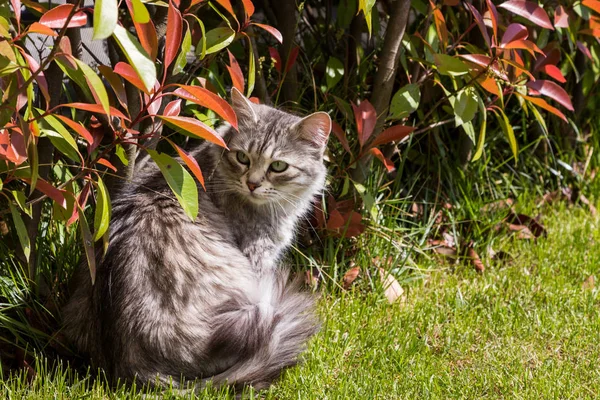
<box><xmin>61</xmin><ymin>87</ymin><xmax>331</xmax><ymax>391</ymax></box>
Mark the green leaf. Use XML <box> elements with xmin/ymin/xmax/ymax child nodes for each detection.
<box><xmin>390</xmin><ymin>83</ymin><xmax>421</xmax><ymax>120</ymax></box>
<box><xmin>173</xmin><ymin>26</ymin><xmax>191</xmax><ymax>75</ymax></box>
<box><xmin>472</xmin><ymin>96</ymin><xmax>487</xmax><ymax>162</ymax></box>
<box><xmin>55</xmin><ymin>56</ymin><xmax>95</xmax><ymax>101</ymax></box>
<box><xmin>452</xmin><ymin>87</ymin><xmax>479</xmax><ymax>127</ymax></box>
<box><xmin>26</xmin><ymin>134</ymin><xmax>38</xmax><ymax>196</ymax></box>
<box><xmin>77</xmin><ymin>203</ymin><xmax>97</xmax><ymax>285</ymax></box>
<box><xmin>92</xmin><ymin>0</ymin><xmax>118</xmax><ymax>40</ymax></box>
<box><xmin>39</xmin><ymin>113</ymin><xmax>81</xmax><ymax>162</ymax></box>
<box><xmin>246</xmin><ymin>35</ymin><xmax>255</xmax><ymax>97</ymax></box>
<box><xmin>204</xmin><ymin>27</ymin><xmax>235</xmax><ymax>55</ymax></box>
<box><xmin>115</xmin><ymin>144</ymin><xmax>129</xmax><ymax>166</ymax></box>
<box><xmin>93</xmin><ymin>176</ymin><xmax>111</xmax><ymax>241</ymax></box>
<box><xmin>147</xmin><ymin>150</ymin><xmax>199</xmax><ymax>221</ymax></box>
<box><xmin>192</xmin><ymin>15</ymin><xmax>207</xmax><ymax>59</ymax></box>
<box><xmin>496</xmin><ymin>109</ymin><xmax>518</xmax><ymax>161</ymax></box>
<box><xmin>112</xmin><ymin>24</ymin><xmax>156</xmax><ymax>93</ymax></box>
<box><xmin>73</xmin><ymin>58</ymin><xmax>111</xmax><ymax>116</ymax></box>
<box><xmin>325</xmin><ymin>57</ymin><xmax>344</xmax><ymax>90</ymax></box>
<box><xmin>337</xmin><ymin>0</ymin><xmax>357</xmax><ymax>28</ymax></box>
<box><xmin>11</xmin><ymin>190</ymin><xmax>31</xmax><ymax>217</ymax></box>
<box><xmin>434</xmin><ymin>54</ymin><xmax>470</xmax><ymax>76</ymax></box>
<box><xmin>130</xmin><ymin>0</ymin><xmax>150</xmax><ymax>23</ymax></box>
<box><xmin>358</xmin><ymin>0</ymin><xmax>376</xmax><ymax>36</ymax></box>
<box><xmin>9</xmin><ymin>203</ymin><xmax>30</xmax><ymax>262</ymax></box>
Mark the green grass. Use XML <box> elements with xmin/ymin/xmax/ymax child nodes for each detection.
<box><xmin>2</xmin><ymin>202</ymin><xmax>600</xmax><ymax>399</ymax></box>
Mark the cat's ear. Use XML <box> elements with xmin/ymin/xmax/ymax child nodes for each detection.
<box><xmin>231</xmin><ymin>87</ymin><xmax>257</xmax><ymax>124</ymax></box>
<box><xmin>292</xmin><ymin>112</ymin><xmax>331</xmax><ymax>148</ymax></box>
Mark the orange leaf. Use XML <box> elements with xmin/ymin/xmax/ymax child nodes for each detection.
<box><xmin>521</xmin><ymin>94</ymin><xmax>567</xmax><ymax>122</ymax></box>
<box><xmin>215</xmin><ymin>0</ymin><xmax>240</xmax><ymax>27</ymax></box>
<box><xmin>430</xmin><ymin>0</ymin><xmax>448</xmax><ymax>47</ymax></box>
<box><xmin>477</xmin><ymin>75</ymin><xmax>500</xmax><ymax>96</ymax></box>
<box><xmin>241</xmin><ymin>0</ymin><xmax>255</xmax><ymax>22</ymax></box>
<box><xmin>369</xmin><ymin>148</ymin><xmax>395</xmax><ymax>172</ymax></box>
<box><xmin>167</xmin><ymin>139</ymin><xmax>205</xmax><ymax>189</ymax></box>
<box><xmin>54</xmin><ymin>115</ymin><xmax>93</xmax><ymax>143</ymax></box>
<box><xmin>342</xmin><ymin>266</ymin><xmax>360</xmax><ymax>290</ymax></box>
<box><xmin>583</xmin><ymin>0</ymin><xmax>600</xmax><ymax>14</ymax></box>
<box><xmin>60</xmin><ymin>103</ymin><xmax>129</xmax><ymax>120</ymax></box>
<box><xmin>39</xmin><ymin>4</ymin><xmax>87</xmax><ymax>29</ymax></box>
<box><xmin>158</xmin><ymin>115</ymin><xmax>227</xmax><ymax>148</ymax></box>
<box><xmin>27</xmin><ymin>22</ymin><xmax>58</xmax><ymax>36</ymax></box>
<box><xmin>174</xmin><ymin>85</ymin><xmax>238</xmax><ymax>129</ymax></box>
<box><xmin>126</xmin><ymin>0</ymin><xmax>158</xmax><ymax>61</ymax></box>
<box><xmin>227</xmin><ymin>50</ymin><xmax>244</xmax><ymax>93</ymax></box>
<box><xmin>97</xmin><ymin>158</ymin><xmax>117</xmax><ymax>172</ymax></box>
<box><xmin>501</xmin><ymin>39</ymin><xmax>544</xmax><ymax>56</ymax></box>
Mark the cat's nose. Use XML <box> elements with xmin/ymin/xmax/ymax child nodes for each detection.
<box><xmin>247</xmin><ymin>181</ymin><xmax>261</xmax><ymax>192</ymax></box>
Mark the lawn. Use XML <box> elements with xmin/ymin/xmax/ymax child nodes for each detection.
<box><xmin>2</xmin><ymin>203</ymin><xmax>600</xmax><ymax>399</ymax></box>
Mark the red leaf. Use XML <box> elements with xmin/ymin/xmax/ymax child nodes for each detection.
<box><xmin>227</xmin><ymin>50</ymin><xmax>244</xmax><ymax>93</ymax></box>
<box><xmin>485</xmin><ymin>0</ymin><xmax>499</xmax><ymax>40</ymax></box>
<box><xmin>60</xmin><ymin>103</ymin><xmax>129</xmax><ymax>120</ymax></box>
<box><xmin>158</xmin><ymin>116</ymin><xmax>227</xmax><ymax>147</ymax></box>
<box><xmin>98</xmin><ymin>65</ymin><xmax>129</xmax><ymax>110</ymax></box>
<box><xmin>114</xmin><ymin>62</ymin><xmax>150</xmax><ymax>94</ymax></box>
<box><xmin>521</xmin><ymin>94</ymin><xmax>567</xmax><ymax>122</ymax></box>
<box><xmin>331</xmin><ymin>121</ymin><xmax>351</xmax><ymax>154</ymax></box>
<box><xmin>368</xmin><ymin>125</ymin><xmax>415</xmax><ymax>149</ymax></box>
<box><xmin>174</xmin><ymin>86</ymin><xmax>238</xmax><ymax>129</ymax></box>
<box><xmin>583</xmin><ymin>0</ymin><xmax>600</xmax><ymax>14</ymax></box>
<box><xmin>39</xmin><ymin>4</ymin><xmax>87</xmax><ymax>29</ymax></box>
<box><xmin>526</xmin><ymin>80</ymin><xmax>573</xmax><ymax>111</ymax></box>
<box><xmin>145</xmin><ymin>93</ymin><xmax>161</xmax><ymax>116</ymax></box>
<box><xmin>97</xmin><ymin>158</ymin><xmax>117</xmax><ymax>172</ymax></box>
<box><xmin>241</xmin><ymin>0</ymin><xmax>255</xmax><ymax>22</ymax></box>
<box><xmin>252</xmin><ymin>23</ymin><xmax>283</xmax><ymax>43</ymax></box>
<box><xmin>21</xmin><ymin>177</ymin><xmax>67</xmax><ymax>209</ymax></box>
<box><xmin>0</xmin><ymin>129</ymin><xmax>27</xmax><ymax>165</ymax></box>
<box><xmin>540</xmin><ymin>64</ymin><xmax>566</xmax><ymax>83</ymax></box>
<box><xmin>342</xmin><ymin>266</ymin><xmax>360</xmax><ymax>290</ymax></box>
<box><xmin>68</xmin><ymin>182</ymin><xmax>90</xmax><ymax>226</ymax></box>
<box><xmin>326</xmin><ymin>209</ymin><xmax>345</xmax><ymax>230</ymax></box>
<box><xmin>577</xmin><ymin>41</ymin><xmax>593</xmax><ymax>61</ymax></box>
<box><xmin>534</xmin><ymin>45</ymin><xmax>560</xmax><ymax>71</ymax></box>
<box><xmin>369</xmin><ymin>148</ymin><xmax>395</xmax><ymax>172</ymax></box>
<box><xmin>554</xmin><ymin>6</ymin><xmax>569</xmax><ymax>28</ymax></box>
<box><xmin>126</xmin><ymin>0</ymin><xmax>158</xmax><ymax>61</ymax></box>
<box><xmin>268</xmin><ymin>47</ymin><xmax>282</xmax><ymax>73</ymax></box>
<box><xmin>20</xmin><ymin>51</ymin><xmax>50</xmax><ymax>107</ymax></box>
<box><xmin>500</xmin><ymin>23</ymin><xmax>528</xmax><ymax>46</ymax></box>
<box><xmin>465</xmin><ymin>3</ymin><xmax>491</xmax><ymax>49</ymax></box>
<box><xmin>168</xmin><ymin>140</ymin><xmax>205</xmax><ymax>189</ymax></box>
<box><xmin>27</xmin><ymin>22</ymin><xmax>58</xmax><ymax>36</ymax></box>
<box><xmin>54</xmin><ymin>115</ymin><xmax>94</xmax><ymax>143</ymax></box>
<box><xmin>285</xmin><ymin>46</ymin><xmax>300</xmax><ymax>74</ymax></box>
<box><xmin>351</xmin><ymin>100</ymin><xmax>377</xmax><ymax>148</ymax></box>
<box><xmin>214</xmin><ymin>0</ymin><xmax>240</xmax><ymax>26</ymax></box>
<box><xmin>499</xmin><ymin>1</ymin><xmax>553</xmax><ymax>30</ymax></box>
<box><xmin>164</xmin><ymin>1</ymin><xmax>183</xmax><ymax>71</ymax></box>
<box><xmin>430</xmin><ymin>0</ymin><xmax>448</xmax><ymax>47</ymax></box>
<box><xmin>164</xmin><ymin>99</ymin><xmax>181</xmax><ymax>117</ymax></box>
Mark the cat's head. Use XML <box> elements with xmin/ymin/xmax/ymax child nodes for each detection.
<box><xmin>215</xmin><ymin>88</ymin><xmax>330</xmax><ymax>207</ymax></box>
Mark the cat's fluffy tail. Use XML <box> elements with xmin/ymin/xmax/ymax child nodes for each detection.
<box><xmin>206</xmin><ymin>270</ymin><xmax>319</xmax><ymax>390</ymax></box>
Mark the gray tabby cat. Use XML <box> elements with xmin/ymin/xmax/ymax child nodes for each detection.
<box><xmin>62</xmin><ymin>88</ymin><xmax>331</xmax><ymax>390</ymax></box>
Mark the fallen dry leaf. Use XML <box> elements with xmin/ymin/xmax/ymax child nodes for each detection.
<box><xmin>467</xmin><ymin>247</ymin><xmax>485</xmax><ymax>272</ymax></box>
<box><xmin>342</xmin><ymin>266</ymin><xmax>360</xmax><ymax>290</ymax></box>
<box><xmin>0</xmin><ymin>219</ymin><xmax>8</xmax><ymax>236</ymax></box>
<box><xmin>579</xmin><ymin>194</ymin><xmax>598</xmax><ymax>217</ymax></box>
<box><xmin>583</xmin><ymin>275</ymin><xmax>595</xmax><ymax>290</ymax></box>
<box><xmin>379</xmin><ymin>268</ymin><xmax>404</xmax><ymax>304</ymax></box>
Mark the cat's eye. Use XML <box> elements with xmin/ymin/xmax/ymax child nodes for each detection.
<box><xmin>270</xmin><ymin>161</ymin><xmax>289</xmax><ymax>172</ymax></box>
<box><xmin>236</xmin><ymin>151</ymin><xmax>250</xmax><ymax>165</ymax></box>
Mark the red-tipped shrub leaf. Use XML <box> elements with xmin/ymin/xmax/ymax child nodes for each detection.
<box><xmin>499</xmin><ymin>1</ymin><xmax>553</xmax><ymax>30</ymax></box>
<box><xmin>60</xmin><ymin>103</ymin><xmax>129</xmax><ymax>120</ymax></box>
<box><xmin>164</xmin><ymin>99</ymin><xmax>182</xmax><ymax>117</ymax></box>
<box><xmin>164</xmin><ymin>1</ymin><xmax>182</xmax><ymax>70</ymax></box>
<box><xmin>526</xmin><ymin>80</ymin><xmax>573</xmax><ymax>110</ymax></box>
<box><xmin>554</xmin><ymin>6</ymin><xmax>569</xmax><ymax>28</ymax></box>
<box><xmin>158</xmin><ymin>116</ymin><xmax>227</xmax><ymax>147</ymax></box>
<box><xmin>465</xmin><ymin>3</ymin><xmax>491</xmax><ymax>48</ymax></box>
<box><xmin>268</xmin><ymin>47</ymin><xmax>282</xmax><ymax>73</ymax></box>
<box><xmin>252</xmin><ymin>23</ymin><xmax>283</xmax><ymax>43</ymax></box>
<box><xmin>352</xmin><ymin>100</ymin><xmax>377</xmax><ymax>148</ymax></box>
<box><xmin>227</xmin><ymin>50</ymin><xmax>244</xmax><ymax>93</ymax></box>
<box><xmin>583</xmin><ymin>0</ymin><xmax>600</xmax><ymax>14</ymax></box>
<box><xmin>168</xmin><ymin>139</ymin><xmax>205</xmax><ymax>189</ymax></box>
<box><xmin>241</xmin><ymin>0</ymin><xmax>255</xmax><ymax>22</ymax></box>
<box><xmin>486</xmin><ymin>0</ymin><xmax>499</xmax><ymax>39</ymax></box>
<box><xmin>54</xmin><ymin>115</ymin><xmax>94</xmax><ymax>143</ymax></box>
<box><xmin>22</xmin><ymin>177</ymin><xmax>67</xmax><ymax>208</ymax></box>
<box><xmin>501</xmin><ymin>39</ymin><xmax>544</xmax><ymax>56</ymax></box>
<box><xmin>331</xmin><ymin>121</ymin><xmax>352</xmax><ymax>154</ymax></box>
<box><xmin>368</xmin><ymin>125</ymin><xmax>415</xmax><ymax>149</ymax></box>
<box><xmin>27</xmin><ymin>22</ymin><xmax>58</xmax><ymax>36</ymax></box>
<box><xmin>114</xmin><ymin>62</ymin><xmax>151</xmax><ymax>94</ymax></box>
<box><xmin>97</xmin><ymin>158</ymin><xmax>117</xmax><ymax>172</ymax></box>
<box><xmin>541</xmin><ymin>64</ymin><xmax>566</xmax><ymax>83</ymax></box>
<box><xmin>369</xmin><ymin>148</ymin><xmax>395</xmax><ymax>172</ymax></box>
<box><xmin>174</xmin><ymin>85</ymin><xmax>238</xmax><ymax>129</ymax></box>
<box><xmin>500</xmin><ymin>23</ymin><xmax>528</xmax><ymax>46</ymax></box>
<box><xmin>521</xmin><ymin>94</ymin><xmax>567</xmax><ymax>122</ymax></box>
<box><xmin>39</xmin><ymin>4</ymin><xmax>87</xmax><ymax>29</ymax></box>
